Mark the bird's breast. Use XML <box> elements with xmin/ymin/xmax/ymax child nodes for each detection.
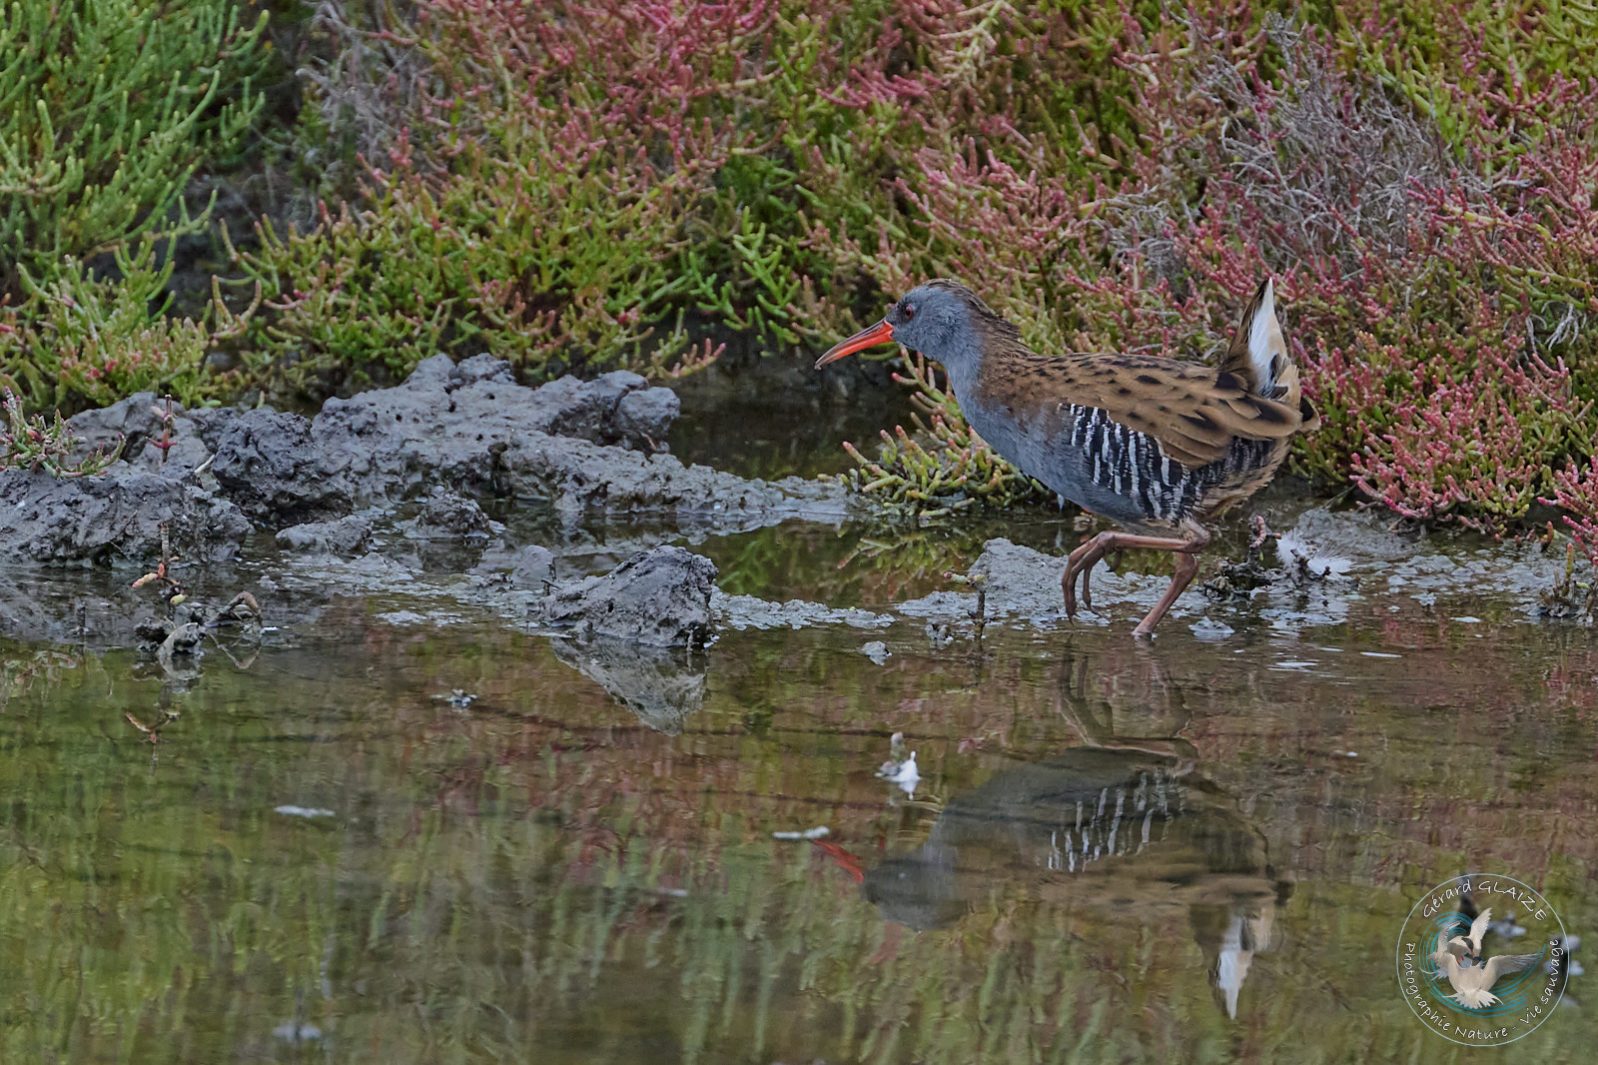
<box><xmin>960</xmin><ymin>396</ymin><xmax>1197</xmax><ymax>529</ymax></box>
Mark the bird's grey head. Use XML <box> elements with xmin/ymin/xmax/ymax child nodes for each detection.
<box><xmin>883</xmin><ymin>281</ymin><xmax>994</xmax><ymax>369</ymax></box>
<box><xmin>813</xmin><ymin>279</ymin><xmax>1016</xmax><ymax>374</ymax></box>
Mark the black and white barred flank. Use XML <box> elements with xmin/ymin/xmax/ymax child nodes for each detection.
<box><xmin>1064</xmin><ymin>404</ymin><xmax>1276</xmax><ymax>524</ymax></box>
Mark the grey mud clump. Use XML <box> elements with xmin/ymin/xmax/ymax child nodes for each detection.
<box><xmin>0</xmin><ymin>467</ymin><xmax>249</xmax><ymax>564</ymax></box>
<box><xmin>275</xmin><ymin>515</ymin><xmax>374</xmax><ymax>555</ymax></box>
<box><xmin>470</xmin><ymin>544</ymin><xmax>557</xmax><ymax>589</ymax></box>
<box><xmin>411</xmin><ymin>487</ymin><xmax>495</xmax><ymax>539</ymax></box>
<box><xmin>540</xmin><ymin>545</ymin><xmax>717</xmax><ymax>647</ymax></box>
<box><xmin>2</xmin><ymin>354</ymin><xmax>850</xmax><ymax>566</ymax></box>
<box><xmin>205</xmin><ymin>409</ymin><xmax>349</xmax><ymax>523</ymax></box>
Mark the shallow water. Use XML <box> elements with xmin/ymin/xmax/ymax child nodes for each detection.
<box><xmin>2</xmin><ymin>516</ymin><xmax>1595</xmax><ymax>1064</ymax></box>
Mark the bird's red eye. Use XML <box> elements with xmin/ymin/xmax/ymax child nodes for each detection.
<box><xmin>900</xmin><ymin>302</ymin><xmax>916</xmax><ymax>321</ymax></box>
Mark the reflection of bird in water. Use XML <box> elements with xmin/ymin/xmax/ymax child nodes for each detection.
<box><xmin>1430</xmin><ymin>909</ymin><xmax>1544</xmax><ymax>1009</ymax></box>
<box><xmin>1211</xmin><ymin>907</ymin><xmax>1276</xmax><ymax>1020</ymax></box>
<box><xmin>859</xmin><ymin>743</ymin><xmax>1285</xmax><ymax>1018</ymax></box>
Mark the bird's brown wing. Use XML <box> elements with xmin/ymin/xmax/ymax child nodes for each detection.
<box><xmin>978</xmin><ymin>351</ymin><xmax>1307</xmax><ymax>469</ymax></box>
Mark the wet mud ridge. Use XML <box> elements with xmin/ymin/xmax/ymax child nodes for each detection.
<box><xmin>0</xmin><ymin>353</ymin><xmax>849</xmax><ymax>568</ymax></box>
<box><xmin>0</xmin><ymin>354</ymin><xmax>1585</xmax><ymax>664</ymax></box>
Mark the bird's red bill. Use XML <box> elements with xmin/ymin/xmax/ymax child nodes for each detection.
<box><xmin>814</xmin><ymin>319</ymin><xmax>895</xmax><ymax>368</ymax></box>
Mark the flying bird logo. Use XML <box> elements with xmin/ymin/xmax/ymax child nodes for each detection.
<box><xmin>1429</xmin><ymin>908</ymin><xmax>1544</xmax><ymax>1009</ymax></box>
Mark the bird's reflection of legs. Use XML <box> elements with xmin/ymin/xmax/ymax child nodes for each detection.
<box><xmin>1055</xmin><ymin>653</ymin><xmax>1197</xmax><ymax>773</ymax></box>
<box><xmin>1055</xmin><ymin>651</ymin><xmax>1287</xmax><ymax>1020</ymax></box>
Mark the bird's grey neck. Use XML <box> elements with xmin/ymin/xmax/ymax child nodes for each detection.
<box><xmin>939</xmin><ymin>354</ymin><xmax>985</xmax><ymax>408</ymax></box>
<box><xmin>928</xmin><ymin>316</ymin><xmax>988</xmax><ymax>408</ymax></box>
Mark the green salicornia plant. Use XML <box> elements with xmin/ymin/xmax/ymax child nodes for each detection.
<box><xmin>0</xmin><ymin>0</ymin><xmax>267</xmax><ymax>291</ymax></box>
<box><xmin>0</xmin><ymin>388</ymin><xmax>120</xmax><ymax>477</ymax></box>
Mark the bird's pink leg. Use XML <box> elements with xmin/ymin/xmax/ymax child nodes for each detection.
<box><xmin>1060</xmin><ymin>527</ymin><xmax>1212</xmax><ymax>636</ymax></box>
<box><xmin>1061</xmin><ymin>531</ymin><xmax>1115</xmax><ymax>619</ymax></box>
<box><xmin>1132</xmin><ymin>549</ymin><xmax>1201</xmax><ymax>638</ymax></box>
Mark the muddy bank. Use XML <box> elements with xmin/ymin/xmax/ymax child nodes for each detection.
<box><xmin>1</xmin><ymin>489</ymin><xmax>1589</xmax><ymax>742</ymax></box>
<box><xmin>4</xmin><ymin>349</ymin><xmax>1591</xmax><ymax>732</ymax></box>
<box><xmin>2</xmin><ymin>486</ymin><xmax>1578</xmax><ymax>653</ymax></box>
<box><xmin>1</xmin><ymin>354</ymin><xmax>851</xmax><ymax>568</ymax></box>
<box><xmin>888</xmin><ymin>501</ymin><xmax>1573</xmax><ymax>639</ymax></box>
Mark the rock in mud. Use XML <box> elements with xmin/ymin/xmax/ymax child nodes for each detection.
<box><xmin>412</xmin><ymin>487</ymin><xmax>494</xmax><ymax>538</ymax></box>
<box><xmin>508</xmin><ymin>545</ymin><xmax>556</xmax><ymax>589</ymax></box>
<box><xmin>861</xmin><ymin>640</ymin><xmax>892</xmax><ymax>664</ymax></box>
<box><xmin>0</xmin><ymin>466</ymin><xmax>249</xmax><ymax>564</ymax></box>
<box><xmin>525</xmin><ymin>369</ymin><xmax>679</xmax><ymax>448</ymax></box>
<box><xmin>275</xmin><ymin>514</ymin><xmax>373</xmax><ymax>555</ymax></box>
<box><xmin>540</xmin><ymin>545</ymin><xmax>717</xmax><ymax>647</ymax></box>
<box><xmin>203</xmin><ymin>409</ymin><xmax>352</xmax><ymax>523</ymax></box>
<box><xmin>468</xmin><ymin>543</ymin><xmax>556</xmax><ymax>589</ymax></box>
<box><xmin>210</xmin><ymin>353</ymin><xmax>838</xmax><ymax>528</ymax></box>
<box><xmin>25</xmin><ymin>353</ymin><xmax>846</xmax><ymax>569</ymax></box>
<box><xmin>968</xmin><ymin>539</ymin><xmax>1077</xmax><ymax>618</ymax></box>
<box><xmin>303</xmin><ymin>355</ymin><xmax>680</xmax><ymax>502</ymax></box>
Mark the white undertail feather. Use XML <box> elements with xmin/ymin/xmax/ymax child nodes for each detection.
<box><xmin>1453</xmin><ymin>987</ymin><xmax>1500</xmax><ymax>1009</ymax></box>
<box><xmin>1246</xmin><ymin>278</ymin><xmax>1285</xmax><ymax>396</ymax></box>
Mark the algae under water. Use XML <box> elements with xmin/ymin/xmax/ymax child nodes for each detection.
<box><xmin>1</xmin><ymin>520</ymin><xmax>1596</xmax><ymax>1064</ymax></box>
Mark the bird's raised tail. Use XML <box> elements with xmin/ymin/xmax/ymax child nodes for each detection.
<box><xmin>1221</xmin><ymin>279</ymin><xmax>1320</xmax><ymax>431</ymax></box>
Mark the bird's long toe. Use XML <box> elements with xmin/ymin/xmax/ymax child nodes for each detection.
<box><xmin>1061</xmin><ymin>537</ymin><xmax>1096</xmax><ymax>620</ymax></box>
<box><xmin>1081</xmin><ymin>542</ymin><xmax>1114</xmax><ymax>612</ymax></box>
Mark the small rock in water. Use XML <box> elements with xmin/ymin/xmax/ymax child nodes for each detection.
<box><xmin>540</xmin><ymin>546</ymin><xmax>717</xmax><ymax>648</ymax></box>
<box><xmin>508</xmin><ymin>545</ymin><xmax>555</xmax><ymax>589</ymax></box>
<box><xmin>275</xmin><ymin>514</ymin><xmax>373</xmax><ymax>555</ymax></box>
<box><xmin>771</xmin><ymin>826</ymin><xmax>831</xmax><ymax>841</ymax></box>
<box><xmin>414</xmin><ymin>487</ymin><xmax>494</xmax><ymax>538</ymax></box>
<box><xmin>274</xmin><ymin>805</ymin><xmax>336</xmax><ymax>819</ymax></box>
<box><xmin>273</xmin><ymin>1022</ymin><xmax>324</xmax><ymax>1044</ymax></box>
<box><xmin>1189</xmin><ymin>618</ymin><xmax>1234</xmax><ymax>640</ymax></box>
<box><xmin>860</xmin><ymin>640</ymin><xmax>891</xmax><ymax>664</ymax></box>
<box><xmin>875</xmin><ymin>732</ymin><xmax>920</xmax><ymax>795</ymax></box>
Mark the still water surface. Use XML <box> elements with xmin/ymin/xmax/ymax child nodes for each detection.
<box><xmin>1</xmin><ymin>531</ymin><xmax>1595</xmax><ymax>1063</ymax></box>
